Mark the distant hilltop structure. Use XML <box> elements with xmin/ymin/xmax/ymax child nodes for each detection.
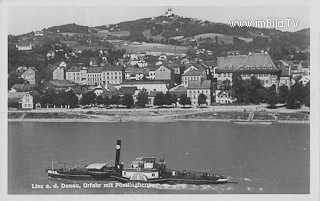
<box><xmin>164</xmin><ymin>8</ymin><xmax>173</xmax><ymax>17</ymax></box>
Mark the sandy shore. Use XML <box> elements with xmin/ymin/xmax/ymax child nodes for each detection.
<box><xmin>8</xmin><ymin>105</ymin><xmax>310</xmax><ymax>124</ymax></box>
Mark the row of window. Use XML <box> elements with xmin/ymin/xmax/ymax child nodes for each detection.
<box><xmin>183</xmin><ymin>76</ymin><xmax>200</xmax><ymax>80</ymax></box>
<box><xmin>218</xmin><ymin>73</ymin><xmax>274</xmax><ymax>78</ymax></box>
<box><xmin>188</xmin><ymin>90</ymin><xmax>209</xmax><ymax>94</ymax></box>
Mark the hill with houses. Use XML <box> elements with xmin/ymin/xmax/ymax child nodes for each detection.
<box><xmin>8</xmin><ymin>9</ymin><xmax>310</xmax><ymax>111</ymax></box>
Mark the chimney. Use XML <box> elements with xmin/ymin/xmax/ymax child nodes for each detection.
<box><xmin>115</xmin><ymin>140</ymin><xmax>121</xmax><ymax>168</ymax></box>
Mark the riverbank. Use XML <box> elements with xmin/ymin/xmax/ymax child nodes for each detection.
<box><xmin>7</xmin><ymin>105</ymin><xmax>310</xmax><ymax>124</ymax></box>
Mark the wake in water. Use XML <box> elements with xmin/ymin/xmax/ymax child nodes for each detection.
<box><xmin>149</xmin><ymin>183</ymin><xmax>234</xmax><ymax>192</ymax></box>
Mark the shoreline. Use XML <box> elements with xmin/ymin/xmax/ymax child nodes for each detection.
<box><xmin>8</xmin><ymin>117</ymin><xmax>310</xmax><ymax>124</ymax></box>
<box><xmin>7</xmin><ymin>106</ymin><xmax>310</xmax><ymax>124</ymax></box>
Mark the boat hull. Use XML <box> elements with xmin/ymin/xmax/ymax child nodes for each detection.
<box><xmin>47</xmin><ymin>169</ymin><xmax>113</xmax><ymax>181</ymax></box>
<box><xmin>230</xmin><ymin>120</ymin><xmax>276</xmax><ymax>125</ymax></box>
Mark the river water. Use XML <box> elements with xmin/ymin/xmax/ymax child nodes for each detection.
<box><xmin>8</xmin><ymin>121</ymin><xmax>309</xmax><ymax>194</ymax></box>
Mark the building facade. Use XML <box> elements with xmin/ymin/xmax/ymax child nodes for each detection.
<box><xmin>21</xmin><ymin>67</ymin><xmax>38</xmax><ymax>85</ymax></box>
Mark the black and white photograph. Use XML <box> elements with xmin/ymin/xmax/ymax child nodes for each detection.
<box><xmin>1</xmin><ymin>0</ymin><xmax>319</xmax><ymax>200</ymax></box>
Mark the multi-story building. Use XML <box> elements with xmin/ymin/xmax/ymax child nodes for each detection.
<box><xmin>182</xmin><ymin>68</ymin><xmax>206</xmax><ymax>87</ymax></box>
<box><xmin>187</xmin><ymin>80</ymin><xmax>211</xmax><ymax>106</ymax></box>
<box><xmin>66</xmin><ymin>66</ymin><xmax>124</xmax><ymax>86</ymax></box>
<box><xmin>102</xmin><ymin>66</ymin><xmax>124</xmax><ymax>85</ymax></box>
<box><xmin>215</xmin><ymin>52</ymin><xmax>280</xmax><ymax>88</ymax></box>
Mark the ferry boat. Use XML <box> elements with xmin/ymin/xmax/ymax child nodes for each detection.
<box><xmin>46</xmin><ymin>140</ymin><xmax>229</xmax><ymax>185</ymax></box>
<box><xmin>230</xmin><ymin>112</ymin><xmax>277</xmax><ymax>125</ymax></box>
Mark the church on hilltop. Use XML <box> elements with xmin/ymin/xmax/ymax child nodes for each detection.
<box><xmin>164</xmin><ymin>8</ymin><xmax>173</xmax><ymax>17</ymax></box>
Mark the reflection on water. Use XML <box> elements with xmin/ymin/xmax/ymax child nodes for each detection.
<box><xmin>8</xmin><ymin>121</ymin><xmax>309</xmax><ymax>194</ymax></box>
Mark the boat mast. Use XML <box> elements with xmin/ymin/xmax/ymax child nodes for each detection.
<box><xmin>51</xmin><ymin>158</ymin><xmax>54</xmax><ymax>170</ymax></box>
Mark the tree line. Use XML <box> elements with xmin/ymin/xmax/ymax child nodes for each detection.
<box><xmin>230</xmin><ymin>73</ymin><xmax>310</xmax><ymax>109</ymax></box>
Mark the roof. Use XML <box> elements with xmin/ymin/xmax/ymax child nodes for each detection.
<box><xmin>237</xmin><ymin>53</ymin><xmax>277</xmax><ymax>70</ymax></box>
<box><xmin>187</xmin><ymin>80</ymin><xmax>211</xmax><ymax>89</ymax></box>
<box><xmin>50</xmin><ymin>80</ymin><xmax>75</xmax><ymax>86</ymax></box>
<box><xmin>101</xmin><ymin>90</ymin><xmax>120</xmax><ymax>98</ymax></box>
<box><xmin>29</xmin><ymin>67</ymin><xmax>38</xmax><ymax>72</ymax></box>
<box><xmin>8</xmin><ymin>92</ymin><xmax>29</xmax><ymax>100</ymax></box>
<box><xmin>133</xmin><ymin>157</ymin><xmax>157</xmax><ymax>163</ymax></box>
<box><xmin>85</xmin><ymin>163</ymin><xmax>107</xmax><ymax>169</ymax></box>
<box><xmin>216</xmin><ymin>55</ymin><xmax>246</xmax><ymax>72</ymax></box>
<box><xmin>148</xmin><ymin>66</ymin><xmax>160</xmax><ymax>71</ymax></box>
<box><xmin>149</xmin><ymin>91</ymin><xmax>162</xmax><ymax>97</ymax></box>
<box><xmin>183</xmin><ymin>69</ymin><xmax>204</xmax><ymax>76</ymax></box>
<box><xmin>121</xmin><ymin>80</ymin><xmax>166</xmax><ymax>85</ymax></box>
<box><xmin>103</xmin><ymin>66</ymin><xmax>124</xmax><ymax>71</ymax></box>
<box><xmin>88</xmin><ymin>67</ymin><xmax>103</xmax><ymax>73</ymax></box>
<box><xmin>11</xmin><ymin>84</ymin><xmax>36</xmax><ymax>91</ymax></box>
<box><xmin>301</xmin><ymin>62</ymin><xmax>310</xmax><ymax>68</ymax></box>
<box><xmin>280</xmin><ymin>68</ymin><xmax>291</xmax><ymax>77</ymax></box>
<box><xmin>119</xmin><ymin>87</ymin><xmax>137</xmax><ymax>95</ymax></box>
<box><xmin>66</xmin><ymin>66</ymin><xmax>82</xmax><ymax>72</ymax></box>
<box><xmin>94</xmin><ymin>83</ymin><xmax>108</xmax><ymax>92</ymax></box>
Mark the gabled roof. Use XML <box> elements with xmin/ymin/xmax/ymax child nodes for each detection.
<box><xmin>29</xmin><ymin>67</ymin><xmax>38</xmax><ymax>72</ymax></box>
<box><xmin>93</xmin><ymin>84</ymin><xmax>108</xmax><ymax>94</ymax></box>
<box><xmin>187</xmin><ymin>80</ymin><xmax>211</xmax><ymax>89</ymax></box>
<box><xmin>148</xmin><ymin>66</ymin><xmax>160</xmax><ymax>71</ymax></box>
<box><xmin>182</xmin><ymin>69</ymin><xmax>204</xmax><ymax>76</ymax></box>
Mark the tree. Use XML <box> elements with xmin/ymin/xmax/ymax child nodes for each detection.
<box><xmin>95</xmin><ymin>95</ymin><xmax>104</xmax><ymax>105</ymax></box>
<box><xmin>110</xmin><ymin>95</ymin><xmax>121</xmax><ymax>106</ymax></box>
<box><xmin>80</xmin><ymin>91</ymin><xmax>96</xmax><ymax>105</ymax></box>
<box><xmin>198</xmin><ymin>93</ymin><xmax>207</xmax><ymax>106</ymax></box>
<box><xmin>103</xmin><ymin>96</ymin><xmax>110</xmax><ymax>106</ymax></box>
<box><xmin>136</xmin><ymin>88</ymin><xmax>149</xmax><ymax>107</ymax></box>
<box><xmin>266</xmin><ymin>89</ymin><xmax>278</xmax><ymax>108</ymax></box>
<box><xmin>302</xmin><ymin>81</ymin><xmax>310</xmax><ymax>107</ymax></box>
<box><xmin>179</xmin><ymin>94</ymin><xmax>191</xmax><ymax>107</ymax></box>
<box><xmin>122</xmin><ymin>94</ymin><xmax>134</xmax><ymax>108</ymax></box>
<box><xmin>231</xmin><ymin>73</ymin><xmax>245</xmax><ymax>103</ymax></box>
<box><xmin>286</xmin><ymin>82</ymin><xmax>304</xmax><ymax>109</ymax></box>
<box><xmin>278</xmin><ymin>85</ymin><xmax>289</xmax><ymax>104</ymax></box>
<box><xmin>8</xmin><ymin>72</ymin><xmax>26</xmax><ymax>90</ymax></box>
<box><xmin>63</xmin><ymin>90</ymin><xmax>78</xmax><ymax>108</ymax></box>
<box><xmin>154</xmin><ymin>92</ymin><xmax>165</xmax><ymax>106</ymax></box>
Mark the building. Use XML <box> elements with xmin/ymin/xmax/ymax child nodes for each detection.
<box><xmin>182</xmin><ymin>68</ymin><xmax>206</xmax><ymax>87</ymax></box>
<box><xmin>155</xmin><ymin>65</ymin><xmax>173</xmax><ymax>81</ymax></box>
<box><xmin>8</xmin><ymin>92</ymin><xmax>35</xmax><ymax>109</ymax></box>
<box><xmin>21</xmin><ymin>67</ymin><xmax>38</xmax><ymax>85</ymax></box>
<box><xmin>16</xmin><ymin>66</ymin><xmax>28</xmax><ymax>73</ymax></box>
<box><xmin>10</xmin><ymin>84</ymin><xmax>36</xmax><ymax>92</ymax></box>
<box><xmin>215</xmin><ymin>52</ymin><xmax>280</xmax><ymax>88</ymax></box>
<box><xmin>16</xmin><ymin>43</ymin><xmax>33</xmax><ymax>51</ymax></box>
<box><xmin>42</xmin><ymin>80</ymin><xmax>76</xmax><ymax>92</ymax></box>
<box><xmin>52</xmin><ymin>67</ymin><xmax>65</xmax><ymax>80</ymax></box>
<box><xmin>102</xmin><ymin>66</ymin><xmax>124</xmax><ymax>85</ymax></box>
<box><xmin>35</xmin><ymin>31</ymin><xmax>44</xmax><ymax>36</ymax></box>
<box><xmin>120</xmin><ymin>80</ymin><xmax>168</xmax><ymax>93</ymax></box>
<box><xmin>187</xmin><ymin>80</ymin><xmax>211</xmax><ymax>106</ymax></box>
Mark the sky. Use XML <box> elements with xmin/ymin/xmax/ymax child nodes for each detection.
<box><xmin>7</xmin><ymin>5</ymin><xmax>310</xmax><ymax>35</ymax></box>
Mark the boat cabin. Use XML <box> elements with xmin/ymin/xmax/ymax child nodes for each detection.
<box><xmin>121</xmin><ymin>157</ymin><xmax>162</xmax><ymax>181</ymax></box>
<box><xmin>85</xmin><ymin>163</ymin><xmax>109</xmax><ymax>172</ymax></box>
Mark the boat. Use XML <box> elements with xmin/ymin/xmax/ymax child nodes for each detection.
<box><xmin>230</xmin><ymin>112</ymin><xmax>277</xmax><ymax>125</ymax></box>
<box><xmin>46</xmin><ymin>140</ymin><xmax>229</xmax><ymax>185</ymax></box>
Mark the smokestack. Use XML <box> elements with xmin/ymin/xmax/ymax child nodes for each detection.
<box><xmin>115</xmin><ymin>140</ymin><xmax>121</xmax><ymax>168</ymax></box>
